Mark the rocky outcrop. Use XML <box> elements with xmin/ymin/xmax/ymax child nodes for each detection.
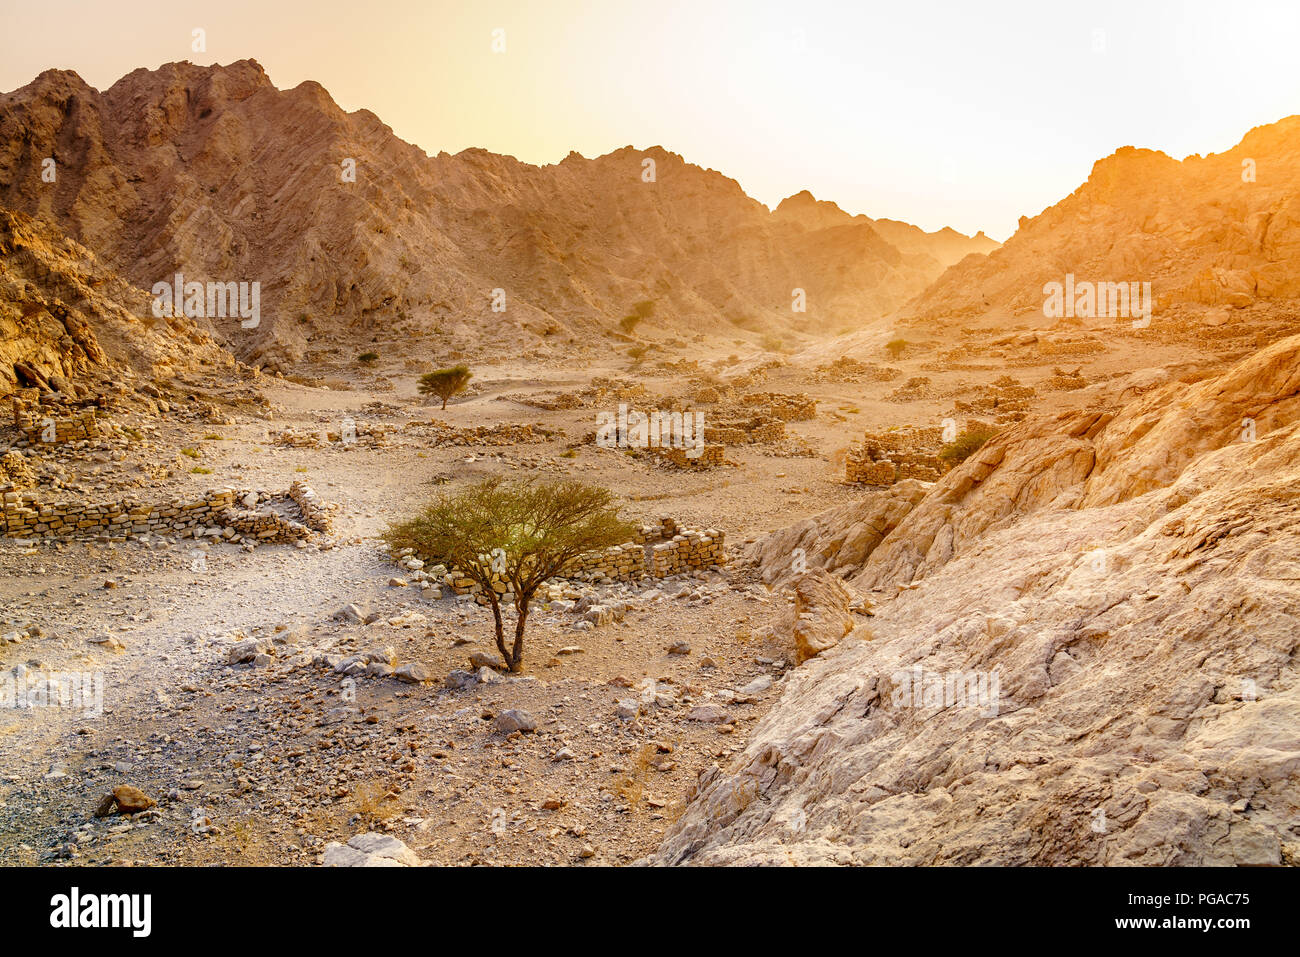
<box><xmin>790</xmin><ymin>570</ymin><xmax>857</xmax><ymax>663</ymax></box>
<box><xmin>746</xmin><ymin>479</ymin><xmax>928</xmax><ymax>587</ymax></box>
<box><xmin>649</xmin><ymin>335</ymin><xmax>1300</xmax><ymax>865</ymax></box>
<box><xmin>0</xmin><ymin>206</ymin><xmax>232</xmax><ymax>397</ymax></box>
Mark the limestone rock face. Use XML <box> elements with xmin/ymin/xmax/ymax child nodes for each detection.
<box><xmin>746</xmin><ymin>479</ymin><xmax>928</xmax><ymax>588</ymax></box>
<box><xmin>0</xmin><ymin>61</ymin><xmax>993</xmax><ymax>364</ymax></box>
<box><xmin>649</xmin><ymin>335</ymin><xmax>1300</xmax><ymax>866</ymax></box>
<box><xmin>0</xmin><ymin>207</ymin><xmax>231</xmax><ymax>396</ymax></box>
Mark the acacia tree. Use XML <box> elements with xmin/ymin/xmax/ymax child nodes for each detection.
<box><xmin>417</xmin><ymin>364</ymin><xmax>473</xmax><ymax>409</ymax></box>
<box><xmin>383</xmin><ymin>478</ymin><xmax>634</xmax><ymax>672</ymax></box>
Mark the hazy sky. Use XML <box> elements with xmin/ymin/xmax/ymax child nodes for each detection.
<box><xmin>4</xmin><ymin>0</ymin><xmax>1299</xmax><ymax>239</ymax></box>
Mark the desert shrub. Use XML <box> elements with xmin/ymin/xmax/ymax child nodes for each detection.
<box><xmin>885</xmin><ymin>338</ymin><xmax>908</xmax><ymax>359</ymax></box>
<box><xmin>940</xmin><ymin>425</ymin><xmax>998</xmax><ymax>466</ymax></box>
<box><xmin>417</xmin><ymin>364</ymin><xmax>473</xmax><ymax>410</ymax></box>
<box><xmin>358</xmin><ymin>352</ymin><xmax>379</xmax><ymax>364</ymax></box>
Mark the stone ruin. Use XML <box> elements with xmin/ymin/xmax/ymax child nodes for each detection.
<box><xmin>407</xmin><ymin>420</ymin><xmax>558</xmax><ymax>446</ymax></box>
<box><xmin>846</xmin><ymin>426</ymin><xmax>948</xmax><ymax>486</ymax></box>
<box><xmin>11</xmin><ymin>389</ymin><xmax>109</xmax><ymax>446</ymax></box>
<box><xmin>650</xmin><ymin>444</ymin><xmax>726</xmax><ymax>469</ymax></box>
<box><xmin>885</xmin><ymin>376</ymin><xmax>937</xmax><ymax>403</ymax></box>
<box><xmin>0</xmin><ymin>451</ymin><xmax>36</xmax><ymax>490</ymax></box>
<box><xmin>699</xmin><ymin>390</ymin><xmax>814</xmax><ymax>447</ymax></box>
<box><xmin>952</xmin><ymin>375</ymin><xmax>1036</xmax><ymax>423</ymax></box>
<box><xmin>0</xmin><ymin>480</ymin><xmax>333</xmax><ymax>544</ymax></box>
<box><xmin>1041</xmin><ymin>366</ymin><xmax>1087</xmax><ymax>391</ymax></box>
<box><xmin>811</xmin><ymin>357</ymin><xmax>903</xmax><ymax>383</ymax></box>
<box><xmin>705</xmin><ymin>417</ymin><xmax>786</xmax><ymax>445</ymax></box>
<box><xmin>740</xmin><ymin>391</ymin><xmax>817</xmax><ymax>422</ymax></box>
<box><xmin>274</xmin><ymin>422</ymin><xmax>389</xmax><ymax>448</ymax></box>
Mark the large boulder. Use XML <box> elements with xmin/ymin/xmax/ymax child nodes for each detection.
<box><xmin>790</xmin><ymin>570</ymin><xmax>857</xmax><ymax>664</ymax></box>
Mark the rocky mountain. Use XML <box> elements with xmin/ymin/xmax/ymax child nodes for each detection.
<box><xmin>653</xmin><ymin>334</ymin><xmax>1300</xmax><ymax>865</ymax></box>
<box><xmin>0</xmin><ymin>60</ymin><xmax>995</xmax><ymax>369</ymax></box>
<box><xmin>904</xmin><ymin>117</ymin><xmax>1300</xmax><ymax>324</ymax></box>
<box><xmin>0</xmin><ymin>206</ymin><xmax>233</xmax><ymax>397</ymax></box>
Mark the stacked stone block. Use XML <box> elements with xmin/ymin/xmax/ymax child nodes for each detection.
<box><xmin>741</xmin><ymin>391</ymin><xmax>817</xmax><ymax>421</ymax></box>
<box><xmin>12</xmin><ymin>393</ymin><xmax>100</xmax><ymax>444</ymax></box>
<box><xmin>0</xmin><ymin>484</ymin><xmax>331</xmax><ymax>544</ymax></box>
<box><xmin>846</xmin><ymin>426</ymin><xmax>948</xmax><ymax>485</ymax></box>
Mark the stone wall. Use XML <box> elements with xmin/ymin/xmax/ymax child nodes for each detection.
<box><xmin>0</xmin><ymin>483</ymin><xmax>332</xmax><ymax>544</ymax></box>
<box><xmin>846</xmin><ymin>426</ymin><xmax>948</xmax><ymax>485</ymax></box>
<box><xmin>273</xmin><ymin>424</ymin><xmax>389</xmax><ymax>448</ymax></box>
<box><xmin>741</xmin><ymin>391</ymin><xmax>817</xmax><ymax>421</ymax></box>
<box><xmin>12</xmin><ymin>393</ymin><xmax>101</xmax><ymax>445</ymax></box>
<box><xmin>0</xmin><ymin>451</ymin><xmax>36</xmax><ymax>490</ymax></box>
<box><xmin>652</xmin><ymin>444</ymin><xmax>725</xmax><ymax>469</ymax></box>
<box><xmin>705</xmin><ymin>417</ymin><xmax>785</xmax><ymax>445</ymax></box>
<box><xmin>289</xmin><ymin>480</ymin><xmax>334</xmax><ymax>533</ymax></box>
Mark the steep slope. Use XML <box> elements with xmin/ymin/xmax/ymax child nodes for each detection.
<box><xmin>0</xmin><ymin>206</ymin><xmax>233</xmax><ymax>397</ymax></box>
<box><xmin>905</xmin><ymin>117</ymin><xmax>1300</xmax><ymax>324</ymax></box>
<box><xmin>652</xmin><ymin>333</ymin><xmax>1300</xmax><ymax>865</ymax></box>
<box><xmin>0</xmin><ymin>60</ymin><xmax>991</xmax><ymax>367</ymax></box>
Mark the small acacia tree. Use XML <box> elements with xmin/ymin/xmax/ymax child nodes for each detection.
<box><xmin>885</xmin><ymin>338</ymin><xmax>908</xmax><ymax>360</ymax></box>
<box><xmin>383</xmin><ymin>478</ymin><xmax>635</xmax><ymax>672</ymax></box>
<box><xmin>418</xmin><ymin>364</ymin><xmax>473</xmax><ymax>409</ymax></box>
<box><xmin>940</xmin><ymin>424</ymin><xmax>998</xmax><ymax>466</ymax></box>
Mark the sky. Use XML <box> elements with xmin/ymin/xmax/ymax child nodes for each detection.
<box><xmin>3</xmin><ymin>0</ymin><xmax>1299</xmax><ymax>240</ymax></box>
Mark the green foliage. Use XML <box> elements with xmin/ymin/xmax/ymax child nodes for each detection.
<box><xmin>417</xmin><ymin>364</ymin><xmax>473</xmax><ymax>410</ymax></box>
<box><xmin>383</xmin><ymin>478</ymin><xmax>634</xmax><ymax>671</ymax></box>
<box><xmin>358</xmin><ymin>352</ymin><xmax>380</xmax><ymax>363</ymax></box>
<box><xmin>940</xmin><ymin>425</ymin><xmax>998</xmax><ymax>466</ymax></box>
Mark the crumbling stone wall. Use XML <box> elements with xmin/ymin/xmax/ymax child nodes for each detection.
<box><xmin>846</xmin><ymin>426</ymin><xmax>947</xmax><ymax>485</ymax></box>
<box><xmin>406</xmin><ymin>420</ymin><xmax>558</xmax><ymax>446</ymax></box>
<box><xmin>273</xmin><ymin>423</ymin><xmax>389</xmax><ymax>448</ymax></box>
<box><xmin>741</xmin><ymin>391</ymin><xmax>817</xmax><ymax>421</ymax></box>
<box><xmin>812</xmin><ymin>357</ymin><xmax>902</xmax><ymax>383</ymax></box>
<box><xmin>0</xmin><ymin>451</ymin><xmax>36</xmax><ymax>490</ymax></box>
<box><xmin>0</xmin><ymin>483</ymin><xmax>332</xmax><ymax>543</ymax></box>
<box><xmin>952</xmin><ymin>375</ymin><xmax>1036</xmax><ymax>423</ymax></box>
<box><xmin>289</xmin><ymin>480</ymin><xmax>334</xmax><ymax>533</ymax></box>
<box><xmin>652</xmin><ymin>444</ymin><xmax>725</xmax><ymax>469</ymax></box>
<box><xmin>705</xmin><ymin>417</ymin><xmax>785</xmax><ymax>445</ymax></box>
<box><xmin>12</xmin><ymin>393</ymin><xmax>101</xmax><ymax>445</ymax></box>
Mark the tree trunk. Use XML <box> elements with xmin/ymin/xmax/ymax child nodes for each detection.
<box><xmin>441</xmin><ymin>395</ymin><xmax>447</xmax><ymax>410</ymax></box>
<box><xmin>488</xmin><ymin>595</ymin><xmax>511</xmax><ymax>670</ymax></box>
<box><xmin>509</xmin><ymin>598</ymin><xmax>529</xmax><ymax>673</ymax></box>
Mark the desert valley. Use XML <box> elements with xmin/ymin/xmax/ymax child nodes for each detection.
<box><xmin>1</xmin><ymin>45</ymin><xmax>1299</xmax><ymax>881</ymax></box>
